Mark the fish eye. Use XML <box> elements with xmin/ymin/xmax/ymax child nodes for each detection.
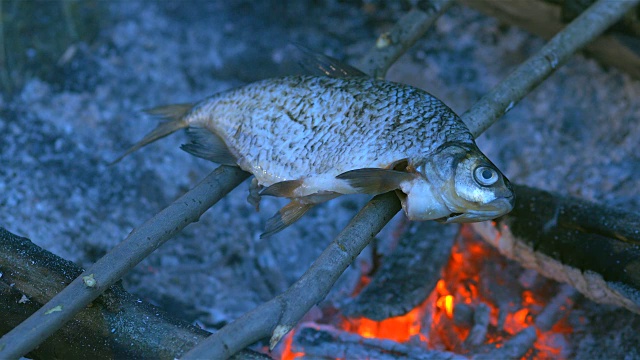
<box><xmin>474</xmin><ymin>166</ymin><xmax>499</xmax><ymax>186</ymax></box>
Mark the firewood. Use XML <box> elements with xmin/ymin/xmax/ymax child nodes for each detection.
<box><xmin>0</xmin><ymin>227</ymin><xmax>269</xmax><ymax>360</ymax></box>
<box><xmin>472</xmin><ymin>184</ymin><xmax>640</xmax><ymax>314</ymax></box>
<box><xmin>291</xmin><ymin>323</ymin><xmax>466</xmax><ymax>360</ymax></box>
<box><xmin>463</xmin><ymin>303</ymin><xmax>491</xmax><ymax>348</ymax></box>
<box><xmin>342</xmin><ymin>222</ymin><xmax>459</xmax><ymax>320</ymax></box>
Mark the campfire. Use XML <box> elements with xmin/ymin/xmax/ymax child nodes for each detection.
<box><xmin>277</xmin><ymin>224</ymin><xmax>575</xmax><ymax>359</ymax></box>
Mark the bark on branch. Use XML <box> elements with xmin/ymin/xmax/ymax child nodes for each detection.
<box><xmin>0</xmin><ymin>228</ymin><xmax>268</xmax><ymax>360</ymax></box>
<box><xmin>0</xmin><ymin>166</ymin><xmax>250</xmax><ymax>359</ymax></box>
<box><xmin>461</xmin><ymin>0</ymin><xmax>640</xmax><ymax>137</ymax></box>
<box><xmin>473</xmin><ymin>184</ymin><xmax>640</xmax><ymax>314</ymax></box>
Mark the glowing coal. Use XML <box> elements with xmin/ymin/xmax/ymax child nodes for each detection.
<box><xmin>277</xmin><ymin>224</ymin><xmax>575</xmax><ymax>359</ymax></box>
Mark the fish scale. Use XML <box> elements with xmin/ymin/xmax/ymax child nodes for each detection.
<box><xmin>189</xmin><ymin>75</ymin><xmax>474</xmax><ymax>186</ymax></box>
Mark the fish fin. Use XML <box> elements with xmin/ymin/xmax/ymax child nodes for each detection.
<box><xmin>109</xmin><ymin>103</ymin><xmax>193</xmax><ymax>165</ymax></box>
<box><xmin>145</xmin><ymin>103</ymin><xmax>194</xmax><ymax>119</ymax></box>
<box><xmin>260</xmin><ymin>179</ymin><xmax>304</xmax><ymax>198</ymax></box>
<box><xmin>180</xmin><ymin>127</ymin><xmax>238</xmax><ymax>165</ymax></box>
<box><xmin>336</xmin><ymin>168</ymin><xmax>415</xmax><ymax>194</ymax></box>
<box><xmin>260</xmin><ymin>191</ymin><xmax>341</xmax><ymax>238</ymax></box>
<box><xmin>293</xmin><ymin>43</ymin><xmax>367</xmax><ymax>78</ymax></box>
<box><xmin>247</xmin><ymin>178</ymin><xmax>263</xmax><ymax>211</ymax></box>
<box><xmin>261</xmin><ymin>200</ymin><xmax>314</xmax><ymax>238</ymax></box>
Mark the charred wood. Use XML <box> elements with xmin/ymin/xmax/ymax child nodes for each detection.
<box><xmin>472</xmin><ymin>184</ymin><xmax>640</xmax><ymax>314</ymax></box>
<box><xmin>342</xmin><ymin>222</ymin><xmax>459</xmax><ymax>320</ymax></box>
<box><xmin>463</xmin><ymin>303</ymin><xmax>491</xmax><ymax>348</ymax></box>
<box><xmin>0</xmin><ymin>227</ymin><xmax>269</xmax><ymax>360</ymax></box>
<box><xmin>460</xmin><ymin>0</ymin><xmax>640</xmax><ymax>79</ymax></box>
<box><xmin>291</xmin><ymin>323</ymin><xmax>466</xmax><ymax>360</ymax></box>
<box><xmin>471</xmin><ymin>327</ymin><xmax>537</xmax><ymax>360</ymax></box>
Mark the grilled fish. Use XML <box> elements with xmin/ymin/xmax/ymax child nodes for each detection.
<box><xmin>114</xmin><ymin>52</ymin><xmax>514</xmax><ymax>237</ymax></box>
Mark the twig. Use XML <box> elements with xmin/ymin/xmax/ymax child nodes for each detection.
<box><xmin>471</xmin><ymin>284</ymin><xmax>577</xmax><ymax>359</ymax></box>
<box><xmin>359</xmin><ymin>0</ymin><xmax>455</xmax><ymax>79</ymax></box>
<box><xmin>535</xmin><ymin>284</ymin><xmax>577</xmax><ymax>331</ymax></box>
<box><xmin>463</xmin><ymin>303</ymin><xmax>491</xmax><ymax>348</ymax></box>
<box><xmin>0</xmin><ymin>228</ymin><xmax>268</xmax><ymax>360</ymax></box>
<box><xmin>462</xmin><ymin>0</ymin><xmax>640</xmax><ymax>137</ymax></box>
<box><xmin>181</xmin><ymin>192</ymin><xmax>401</xmax><ymax>359</ymax></box>
<box><xmin>0</xmin><ymin>166</ymin><xmax>250</xmax><ymax>359</ymax></box>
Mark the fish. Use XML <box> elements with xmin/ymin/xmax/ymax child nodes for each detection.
<box><xmin>113</xmin><ymin>50</ymin><xmax>515</xmax><ymax>237</ymax></box>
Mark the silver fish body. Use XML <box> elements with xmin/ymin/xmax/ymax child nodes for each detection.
<box><xmin>189</xmin><ymin>75</ymin><xmax>473</xmax><ymax>189</ymax></box>
<box><xmin>117</xmin><ymin>73</ymin><xmax>514</xmax><ymax>236</ymax></box>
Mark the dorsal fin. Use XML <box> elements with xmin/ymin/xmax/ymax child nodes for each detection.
<box><xmin>293</xmin><ymin>44</ymin><xmax>368</xmax><ymax>78</ymax></box>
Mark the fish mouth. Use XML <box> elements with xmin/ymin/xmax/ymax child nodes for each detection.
<box><xmin>436</xmin><ymin>196</ymin><xmax>515</xmax><ymax>224</ymax></box>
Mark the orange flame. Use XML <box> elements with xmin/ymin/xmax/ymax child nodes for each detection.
<box><xmin>279</xmin><ymin>224</ymin><xmax>572</xmax><ymax>359</ymax></box>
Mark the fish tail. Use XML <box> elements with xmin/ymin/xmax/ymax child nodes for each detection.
<box><xmin>109</xmin><ymin>103</ymin><xmax>193</xmax><ymax>165</ymax></box>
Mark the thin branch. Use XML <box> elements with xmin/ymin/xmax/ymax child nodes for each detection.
<box><xmin>182</xmin><ymin>192</ymin><xmax>401</xmax><ymax>359</ymax></box>
<box><xmin>0</xmin><ymin>227</ymin><xmax>268</xmax><ymax>360</ymax></box>
<box><xmin>462</xmin><ymin>0</ymin><xmax>640</xmax><ymax>137</ymax></box>
<box><xmin>0</xmin><ymin>166</ymin><xmax>250</xmax><ymax>359</ymax></box>
<box><xmin>359</xmin><ymin>0</ymin><xmax>455</xmax><ymax>79</ymax></box>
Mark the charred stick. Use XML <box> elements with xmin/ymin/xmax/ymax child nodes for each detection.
<box><xmin>462</xmin><ymin>0</ymin><xmax>640</xmax><ymax>137</ymax></box>
<box><xmin>0</xmin><ymin>166</ymin><xmax>250</xmax><ymax>359</ymax></box>
<box><xmin>181</xmin><ymin>192</ymin><xmax>401</xmax><ymax>360</ymax></box>
<box><xmin>463</xmin><ymin>302</ymin><xmax>491</xmax><ymax>348</ymax></box>
<box><xmin>292</xmin><ymin>323</ymin><xmax>466</xmax><ymax>360</ymax></box>
<box><xmin>359</xmin><ymin>0</ymin><xmax>455</xmax><ymax>79</ymax></box>
<box><xmin>535</xmin><ymin>284</ymin><xmax>577</xmax><ymax>332</ymax></box>
<box><xmin>0</xmin><ymin>228</ymin><xmax>268</xmax><ymax>360</ymax></box>
<box><xmin>471</xmin><ymin>327</ymin><xmax>537</xmax><ymax>360</ymax></box>
<box><xmin>342</xmin><ymin>221</ymin><xmax>459</xmax><ymax>320</ymax></box>
<box><xmin>472</xmin><ymin>184</ymin><xmax>640</xmax><ymax>314</ymax></box>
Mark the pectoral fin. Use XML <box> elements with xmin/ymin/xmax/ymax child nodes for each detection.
<box><xmin>261</xmin><ymin>200</ymin><xmax>314</xmax><ymax>238</ymax></box>
<box><xmin>260</xmin><ymin>191</ymin><xmax>341</xmax><ymax>238</ymax></box>
<box><xmin>180</xmin><ymin>127</ymin><xmax>238</xmax><ymax>165</ymax></box>
<box><xmin>336</xmin><ymin>168</ymin><xmax>415</xmax><ymax>194</ymax></box>
<box><xmin>260</xmin><ymin>179</ymin><xmax>304</xmax><ymax>198</ymax></box>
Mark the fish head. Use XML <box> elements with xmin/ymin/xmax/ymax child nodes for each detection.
<box><xmin>400</xmin><ymin>144</ymin><xmax>514</xmax><ymax>223</ymax></box>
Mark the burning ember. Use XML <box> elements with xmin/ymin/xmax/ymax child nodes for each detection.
<box><xmin>277</xmin><ymin>224</ymin><xmax>574</xmax><ymax>359</ymax></box>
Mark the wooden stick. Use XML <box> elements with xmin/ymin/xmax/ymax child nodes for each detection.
<box><xmin>0</xmin><ymin>227</ymin><xmax>268</xmax><ymax>360</ymax></box>
<box><xmin>182</xmin><ymin>192</ymin><xmax>401</xmax><ymax>359</ymax></box>
<box><xmin>461</xmin><ymin>0</ymin><xmax>640</xmax><ymax>137</ymax></box>
<box><xmin>359</xmin><ymin>0</ymin><xmax>455</xmax><ymax>79</ymax></box>
<box><xmin>0</xmin><ymin>166</ymin><xmax>250</xmax><ymax>359</ymax></box>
